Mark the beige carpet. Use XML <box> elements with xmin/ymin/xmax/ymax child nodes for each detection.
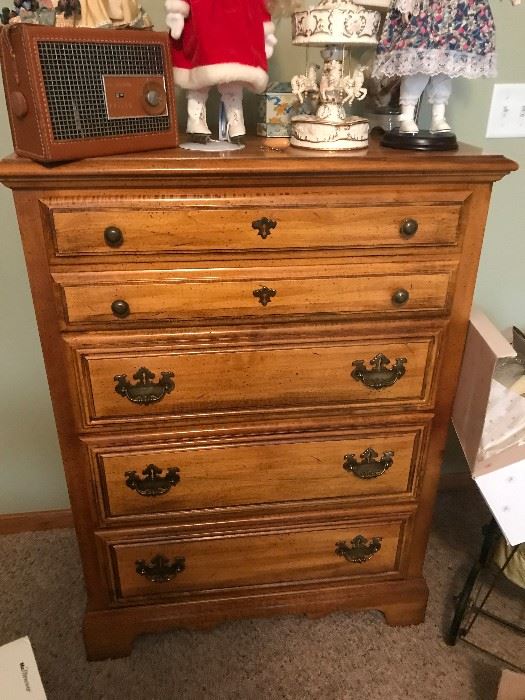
<box><xmin>0</xmin><ymin>489</ymin><xmax>521</xmax><ymax>700</ymax></box>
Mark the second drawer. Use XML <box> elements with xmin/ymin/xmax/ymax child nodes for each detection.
<box><xmin>54</xmin><ymin>261</ymin><xmax>456</xmax><ymax>327</ymax></box>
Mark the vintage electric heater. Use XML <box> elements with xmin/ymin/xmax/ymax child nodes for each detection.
<box><xmin>0</xmin><ymin>24</ymin><xmax>178</xmax><ymax>162</ymax></box>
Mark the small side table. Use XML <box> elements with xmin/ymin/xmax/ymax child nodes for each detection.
<box><xmin>446</xmin><ymin>518</ymin><xmax>524</xmax><ymax>672</ymax></box>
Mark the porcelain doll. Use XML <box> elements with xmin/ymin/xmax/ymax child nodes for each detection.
<box><xmin>78</xmin><ymin>0</ymin><xmax>151</xmax><ymax>27</ymax></box>
<box><xmin>372</xmin><ymin>0</ymin><xmax>521</xmax><ymax>134</ymax></box>
<box><xmin>165</xmin><ymin>0</ymin><xmax>279</xmax><ymax>143</ymax></box>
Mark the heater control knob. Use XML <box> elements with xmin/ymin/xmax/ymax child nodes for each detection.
<box><xmin>143</xmin><ymin>81</ymin><xmax>167</xmax><ymax>115</ymax></box>
<box><xmin>145</xmin><ymin>90</ymin><xmax>161</xmax><ymax>107</ymax></box>
<box><xmin>11</xmin><ymin>91</ymin><xmax>28</xmax><ymax>118</ymax></box>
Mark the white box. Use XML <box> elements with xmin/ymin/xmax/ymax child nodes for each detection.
<box><xmin>452</xmin><ymin>308</ymin><xmax>525</xmax><ymax>546</ymax></box>
<box><xmin>0</xmin><ymin>637</ymin><xmax>47</xmax><ymax>699</ymax></box>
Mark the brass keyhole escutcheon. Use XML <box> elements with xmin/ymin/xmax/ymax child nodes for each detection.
<box><xmin>252</xmin><ymin>217</ymin><xmax>277</xmax><ymax>240</ymax></box>
<box><xmin>253</xmin><ymin>286</ymin><xmax>277</xmax><ymax>306</ymax></box>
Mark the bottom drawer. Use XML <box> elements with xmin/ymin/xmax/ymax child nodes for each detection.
<box><xmin>106</xmin><ymin>519</ymin><xmax>405</xmax><ymax>600</ymax></box>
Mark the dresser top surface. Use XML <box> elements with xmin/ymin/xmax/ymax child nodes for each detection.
<box><xmin>0</xmin><ymin>135</ymin><xmax>517</xmax><ymax>188</ymax></box>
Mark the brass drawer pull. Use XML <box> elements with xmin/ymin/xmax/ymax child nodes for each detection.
<box><xmin>343</xmin><ymin>448</ymin><xmax>394</xmax><ymax>479</ymax></box>
<box><xmin>253</xmin><ymin>285</ymin><xmax>277</xmax><ymax>306</ymax></box>
<box><xmin>351</xmin><ymin>353</ymin><xmax>406</xmax><ymax>389</ymax></box>
<box><xmin>104</xmin><ymin>225</ymin><xmax>124</xmax><ymax>247</ymax></box>
<box><xmin>136</xmin><ymin>554</ymin><xmax>185</xmax><ymax>583</ymax></box>
<box><xmin>114</xmin><ymin>366</ymin><xmax>175</xmax><ymax>405</ymax></box>
<box><xmin>252</xmin><ymin>216</ymin><xmax>277</xmax><ymax>240</ymax></box>
<box><xmin>125</xmin><ymin>464</ymin><xmax>180</xmax><ymax>496</ymax></box>
<box><xmin>400</xmin><ymin>218</ymin><xmax>418</xmax><ymax>237</ymax></box>
<box><xmin>111</xmin><ymin>299</ymin><xmax>130</xmax><ymax>317</ymax></box>
<box><xmin>391</xmin><ymin>288</ymin><xmax>409</xmax><ymax>306</ymax></box>
<box><xmin>335</xmin><ymin>535</ymin><xmax>382</xmax><ymax>564</ymax></box>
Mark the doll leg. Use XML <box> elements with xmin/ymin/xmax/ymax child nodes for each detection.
<box><xmin>428</xmin><ymin>74</ymin><xmax>452</xmax><ymax>132</ymax></box>
<box><xmin>217</xmin><ymin>83</ymin><xmax>245</xmax><ymax>144</ymax></box>
<box><xmin>399</xmin><ymin>73</ymin><xmax>429</xmax><ymax>133</ymax></box>
<box><xmin>187</xmin><ymin>88</ymin><xmax>211</xmax><ymax>143</ymax></box>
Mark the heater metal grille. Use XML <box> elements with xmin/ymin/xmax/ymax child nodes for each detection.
<box><xmin>38</xmin><ymin>40</ymin><xmax>171</xmax><ymax>141</ymax></box>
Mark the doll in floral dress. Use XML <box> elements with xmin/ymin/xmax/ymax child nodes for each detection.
<box><xmin>372</xmin><ymin>0</ymin><xmax>519</xmax><ymax>134</ymax></box>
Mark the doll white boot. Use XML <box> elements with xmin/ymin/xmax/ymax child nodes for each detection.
<box><xmin>186</xmin><ymin>89</ymin><xmax>211</xmax><ymax>143</ymax></box>
<box><xmin>430</xmin><ymin>103</ymin><xmax>451</xmax><ymax>133</ymax></box>
<box><xmin>218</xmin><ymin>83</ymin><xmax>245</xmax><ymax>144</ymax></box>
<box><xmin>398</xmin><ymin>103</ymin><xmax>419</xmax><ymax>133</ymax></box>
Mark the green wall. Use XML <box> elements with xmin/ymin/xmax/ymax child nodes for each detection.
<box><xmin>0</xmin><ymin>2</ymin><xmax>523</xmax><ymax>513</ymax></box>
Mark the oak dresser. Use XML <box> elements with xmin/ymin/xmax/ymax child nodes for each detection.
<box><xmin>0</xmin><ymin>137</ymin><xmax>516</xmax><ymax>659</ymax></box>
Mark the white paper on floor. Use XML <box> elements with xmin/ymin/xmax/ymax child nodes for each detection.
<box><xmin>0</xmin><ymin>636</ymin><xmax>47</xmax><ymax>699</ymax></box>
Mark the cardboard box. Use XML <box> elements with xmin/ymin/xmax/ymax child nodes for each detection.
<box><xmin>496</xmin><ymin>670</ymin><xmax>525</xmax><ymax>700</ymax></box>
<box><xmin>452</xmin><ymin>308</ymin><xmax>525</xmax><ymax>546</ymax></box>
<box><xmin>257</xmin><ymin>83</ymin><xmax>299</xmax><ymax>138</ymax></box>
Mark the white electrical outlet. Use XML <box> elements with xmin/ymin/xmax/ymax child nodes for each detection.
<box><xmin>486</xmin><ymin>83</ymin><xmax>525</xmax><ymax>138</ymax></box>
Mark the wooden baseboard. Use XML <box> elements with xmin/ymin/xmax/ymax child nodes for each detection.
<box><xmin>0</xmin><ymin>509</ymin><xmax>73</xmax><ymax>535</ymax></box>
<box><xmin>439</xmin><ymin>471</ymin><xmax>474</xmax><ymax>492</ymax></box>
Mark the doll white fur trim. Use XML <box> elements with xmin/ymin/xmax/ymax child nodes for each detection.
<box><xmin>173</xmin><ymin>64</ymin><xmax>269</xmax><ymax>93</ymax></box>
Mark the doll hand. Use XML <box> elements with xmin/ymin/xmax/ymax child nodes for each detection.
<box><xmin>263</xmin><ymin>21</ymin><xmax>277</xmax><ymax>59</ymax></box>
<box><xmin>395</xmin><ymin>0</ymin><xmax>416</xmax><ymax>20</ymax></box>
<box><xmin>165</xmin><ymin>0</ymin><xmax>189</xmax><ymax>39</ymax></box>
<box><xmin>511</xmin><ymin>0</ymin><xmax>521</xmax><ymax>6</ymax></box>
<box><xmin>265</xmin><ymin>32</ymin><xmax>278</xmax><ymax>58</ymax></box>
<box><xmin>166</xmin><ymin>12</ymin><xmax>184</xmax><ymax>38</ymax></box>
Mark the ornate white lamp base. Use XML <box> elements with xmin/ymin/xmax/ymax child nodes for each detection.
<box><xmin>290</xmin><ymin>114</ymin><xmax>369</xmax><ymax>150</ymax></box>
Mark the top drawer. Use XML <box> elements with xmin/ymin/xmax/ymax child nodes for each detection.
<box><xmin>45</xmin><ymin>190</ymin><xmax>467</xmax><ymax>258</ymax></box>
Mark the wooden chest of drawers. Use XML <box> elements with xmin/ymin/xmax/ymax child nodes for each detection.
<box><xmin>0</xmin><ymin>138</ymin><xmax>515</xmax><ymax>660</ymax></box>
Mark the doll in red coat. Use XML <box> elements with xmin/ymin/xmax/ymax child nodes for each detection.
<box><xmin>166</xmin><ymin>0</ymin><xmax>278</xmax><ymax>143</ymax></box>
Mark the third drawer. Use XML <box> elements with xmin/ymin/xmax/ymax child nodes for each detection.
<box><xmin>69</xmin><ymin>330</ymin><xmax>443</xmax><ymax>427</ymax></box>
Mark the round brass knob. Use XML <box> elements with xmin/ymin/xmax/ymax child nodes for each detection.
<box><xmin>392</xmin><ymin>289</ymin><xmax>410</xmax><ymax>305</ymax></box>
<box><xmin>400</xmin><ymin>218</ymin><xmax>418</xmax><ymax>237</ymax></box>
<box><xmin>104</xmin><ymin>226</ymin><xmax>124</xmax><ymax>247</ymax></box>
<box><xmin>111</xmin><ymin>299</ymin><xmax>130</xmax><ymax>317</ymax></box>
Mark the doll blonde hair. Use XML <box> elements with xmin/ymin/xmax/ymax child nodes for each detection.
<box><xmin>266</xmin><ymin>0</ymin><xmax>302</xmax><ymax>16</ymax></box>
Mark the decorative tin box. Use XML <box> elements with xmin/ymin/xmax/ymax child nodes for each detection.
<box><xmin>257</xmin><ymin>83</ymin><xmax>299</xmax><ymax>138</ymax></box>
